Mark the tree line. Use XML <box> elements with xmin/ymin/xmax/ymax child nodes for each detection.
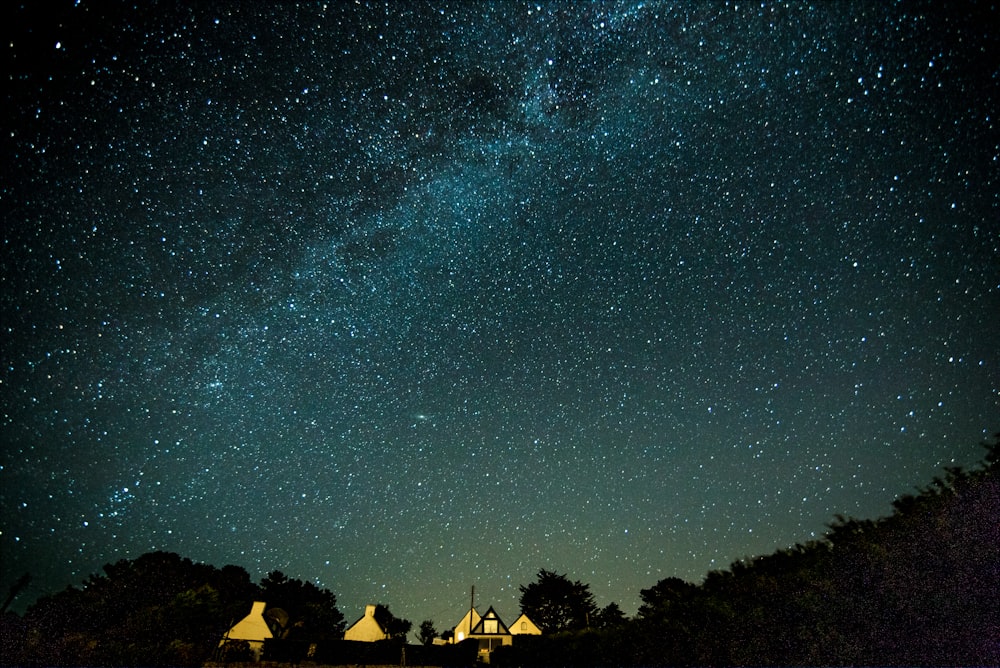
<box><xmin>1</xmin><ymin>437</ymin><xmax>996</xmax><ymax>666</ymax></box>
<box><xmin>0</xmin><ymin>552</ymin><xmax>351</xmax><ymax>666</ymax></box>
<box><xmin>494</xmin><ymin>436</ymin><xmax>999</xmax><ymax>667</ymax></box>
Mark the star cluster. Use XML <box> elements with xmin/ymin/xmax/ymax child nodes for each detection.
<box><xmin>2</xmin><ymin>1</ymin><xmax>997</xmax><ymax>625</ymax></box>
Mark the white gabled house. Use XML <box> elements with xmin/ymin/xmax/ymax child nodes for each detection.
<box><xmin>448</xmin><ymin>604</ymin><xmax>542</xmax><ymax>662</ymax></box>
<box><xmin>343</xmin><ymin>604</ymin><xmax>389</xmax><ymax>641</ymax></box>
<box><xmin>509</xmin><ymin>612</ymin><xmax>542</xmax><ymax>636</ymax></box>
<box><xmin>220</xmin><ymin>601</ymin><xmax>273</xmax><ymax>660</ymax></box>
<box><xmin>451</xmin><ymin>606</ymin><xmax>482</xmax><ymax>643</ymax></box>
<box><xmin>468</xmin><ymin>606</ymin><xmax>513</xmax><ymax>657</ymax></box>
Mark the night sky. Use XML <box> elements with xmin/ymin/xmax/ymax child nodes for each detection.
<box><xmin>2</xmin><ymin>1</ymin><xmax>998</xmax><ymax>629</ymax></box>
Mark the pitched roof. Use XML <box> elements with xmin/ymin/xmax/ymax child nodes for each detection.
<box><xmin>344</xmin><ymin>604</ymin><xmax>388</xmax><ymax>641</ymax></box>
<box><xmin>226</xmin><ymin>601</ymin><xmax>273</xmax><ymax>642</ymax></box>
<box><xmin>469</xmin><ymin>606</ymin><xmax>510</xmax><ymax>636</ymax></box>
<box><xmin>509</xmin><ymin>613</ymin><xmax>542</xmax><ymax>635</ymax></box>
<box><xmin>453</xmin><ymin>606</ymin><xmax>481</xmax><ymax>639</ymax></box>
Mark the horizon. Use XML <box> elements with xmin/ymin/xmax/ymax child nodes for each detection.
<box><xmin>6</xmin><ymin>438</ymin><xmax>995</xmax><ymax>630</ymax></box>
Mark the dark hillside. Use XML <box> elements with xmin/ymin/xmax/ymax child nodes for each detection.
<box><xmin>495</xmin><ymin>437</ymin><xmax>999</xmax><ymax>666</ymax></box>
<box><xmin>1</xmin><ymin>438</ymin><xmax>996</xmax><ymax>666</ymax></box>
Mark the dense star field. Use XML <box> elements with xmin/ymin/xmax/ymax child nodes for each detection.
<box><xmin>2</xmin><ymin>1</ymin><xmax>998</xmax><ymax>627</ymax></box>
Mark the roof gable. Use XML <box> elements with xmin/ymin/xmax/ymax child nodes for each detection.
<box><xmin>227</xmin><ymin>601</ymin><xmax>273</xmax><ymax>642</ymax></box>
<box><xmin>344</xmin><ymin>604</ymin><xmax>388</xmax><ymax>641</ymax></box>
<box><xmin>453</xmin><ymin>607</ymin><xmax>481</xmax><ymax>637</ymax></box>
<box><xmin>509</xmin><ymin>613</ymin><xmax>542</xmax><ymax>635</ymax></box>
<box><xmin>469</xmin><ymin>606</ymin><xmax>510</xmax><ymax>636</ymax></box>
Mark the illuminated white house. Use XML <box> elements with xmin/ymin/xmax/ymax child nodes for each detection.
<box><xmin>468</xmin><ymin>606</ymin><xmax>513</xmax><ymax>657</ymax></box>
<box><xmin>220</xmin><ymin>601</ymin><xmax>273</xmax><ymax>660</ymax></box>
<box><xmin>449</xmin><ymin>605</ymin><xmax>541</xmax><ymax>661</ymax></box>
<box><xmin>452</xmin><ymin>607</ymin><xmax>481</xmax><ymax>643</ymax></box>
<box><xmin>509</xmin><ymin>612</ymin><xmax>542</xmax><ymax>636</ymax></box>
<box><xmin>344</xmin><ymin>604</ymin><xmax>389</xmax><ymax>642</ymax></box>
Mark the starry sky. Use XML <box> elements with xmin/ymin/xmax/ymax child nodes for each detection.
<box><xmin>2</xmin><ymin>1</ymin><xmax>998</xmax><ymax>629</ymax></box>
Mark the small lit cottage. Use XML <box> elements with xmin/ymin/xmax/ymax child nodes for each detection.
<box><xmin>450</xmin><ymin>605</ymin><xmax>541</xmax><ymax>661</ymax></box>
<box><xmin>343</xmin><ymin>604</ymin><xmax>389</xmax><ymax>641</ymax></box>
<box><xmin>220</xmin><ymin>601</ymin><xmax>273</xmax><ymax>660</ymax></box>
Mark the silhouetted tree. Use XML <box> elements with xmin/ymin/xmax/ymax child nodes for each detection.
<box><xmin>417</xmin><ymin>619</ymin><xmax>438</xmax><ymax>645</ymax></box>
<box><xmin>592</xmin><ymin>602</ymin><xmax>627</xmax><ymax>628</ymax></box>
<box><xmin>637</xmin><ymin>576</ymin><xmax>696</xmax><ymax>620</ymax></box>
<box><xmin>16</xmin><ymin>551</ymin><xmax>256</xmax><ymax>666</ymax></box>
<box><xmin>373</xmin><ymin>603</ymin><xmax>411</xmax><ymax>641</ymax></box>
<box><xmin>629</xmin><ymin>435</ymin><xmax>1000</xmax><ymax>667</ymax></box>
<box><xmin>258</xmin><ymin>570</ymin><xmax>345</xmax><ymax>641</ymax></box>
<box><xmin>518</xmin><ymin>569</ymin><xmax>597</xmax><ymax>633</ymax></box>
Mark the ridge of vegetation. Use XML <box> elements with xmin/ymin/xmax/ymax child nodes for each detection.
<box><xmin>1</xmin><ymin>437</ymin><xmax>996</xmax><ymax>666</ymax></box>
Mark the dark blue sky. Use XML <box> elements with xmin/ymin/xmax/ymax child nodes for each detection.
<box><xmin>2</xmin><ymin>1</ymin><xmax>997</xmax><ymax>628</ymax></box>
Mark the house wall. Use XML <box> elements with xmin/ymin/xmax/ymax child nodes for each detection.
<box><xmin>226</xmin><ymin>601</ymin><xmax>273</xmax><ymax>642</ymax></box>
<box><xmin>509</xmin><ymin>613</ymin><xmax>542</xmax><ymax>636</ymax></box>
<box><xmin>344</xmin><ymin>604</ymin><xmax>388</xmax><ymax>642</ymax></box>
<box><xmin>220</xmin><ymin>601</ymin><xmax>273</xmax><ymax>661</ymax></box>
<box><xmin>452</xmin><ymin>608</ymin><xmax>481</xmax><ymax>643</ymax></box>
